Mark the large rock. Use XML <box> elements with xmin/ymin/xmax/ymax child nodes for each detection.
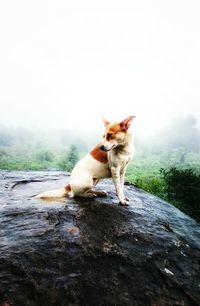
<box><xmin>0</xmin><ymin>170</ymin><xmax>200</xmax><ymax>306</ymax></box>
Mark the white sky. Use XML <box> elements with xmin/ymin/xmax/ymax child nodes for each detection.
<box><xmin>0</xmin><ymin>0</ymin><xmax>200</xmax><ymax>137</ymax></box>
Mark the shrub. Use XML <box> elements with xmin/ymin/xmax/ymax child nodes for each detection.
<box><xmin>58</xmin><ymin>145</ymin><xmax>79</xmax><ymax>171</ymax></box>
<box><xmin>36</xmin><ymin>151</ymin><xmax>55</xmax><ymax>162</ymax></box>
<box><xmin>134</xmin><ymin>177</ymin><xmax>165</xmax><ymax>198</ymax></box>
<box><xmin>161</xmin><ymin>167</ymin><xmax>200</xmax><ymax>222</ymax></box>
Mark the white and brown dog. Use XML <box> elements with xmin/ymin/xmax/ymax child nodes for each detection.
<box><xmin>34</xmin><ymin>116</ymin><xmax>135</xmax><ymax>205</ymax></box>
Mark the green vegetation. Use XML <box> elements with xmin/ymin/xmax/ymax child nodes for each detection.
<box><xmin>161</xmin><ymin>168</ymin><xmax>200</xmax><ymax>222</ymax></box>
<box><xmin>126</xmin><ymin>154</ymin><xmax>200</xmax><ymax>223</ymax></box>
<box><xmin>58</xmin><ymin>144</ymin><xmax>79</xmax><ymax>171</ymax></box>
<box><xmin>0</xmin><ymin>146</ymin><xmax>80</xmax><ymax>171</ymax></box>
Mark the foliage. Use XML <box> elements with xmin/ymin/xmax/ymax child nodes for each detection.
<box><xmin>126</xmin><ymin>153</ymin><xmax>200</xmax><ymax>223</ymax></box>
<box><xmin>67</xmin><ymin>145</ymin><xmax>79</xmax><ymax>169</ymax></box>
<box><xmin>134</xmin><ymin>177</ymin><xmax>165</xmax><ymax>198</ymax></box>
<box><xmin>36</xmin><ymin>151</ymin><xmax>55</xmax><ymax>162</ymax></box>
<box><xmin>160</xmin><ymin>167</ymin><xmax>200</xmax><ymax>222</ymax></box>
<box><xmin>58</xmin><ymin>145</ymin><xmax>79</xmax><ymax>171</ymax></box>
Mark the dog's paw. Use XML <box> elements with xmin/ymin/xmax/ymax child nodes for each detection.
<box><xmin>124</xmin><ymin>196</ymin><xmax>129</xmax><ymax>202</ymax></box>
<box><xmin>86</xmin><ymin>192</ymin><xmax>97</xmax><ymax>198</ymax></box>
<box><xmin>119</xmin><ymin>198</ymin><xmax>129</xmax><ymax>206</ymax></box>
<box><xmin>94</xmin><ymin>190</ymin><xmax>108</xmax><ymax>197</ymax></box>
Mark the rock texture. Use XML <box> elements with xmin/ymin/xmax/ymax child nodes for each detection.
<box><xmin>0</xmin><ymin>170</ymin><xmax>200</xmax><ymax>306</ymax></box>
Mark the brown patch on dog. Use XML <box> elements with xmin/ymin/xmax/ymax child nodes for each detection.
<box><xmin>104</xmin><ymin>123</ymin><xmax>123</xmax><ymax>140</ymax></box>
<box><xmin>107</xmin><ymin>123</ymin><xmax>122</xmax><ymax>133</ymax></box>
<box><xmin>90</xmin><ymin>145</ymin><xmax>108</xmax><ymax>163</ymax></box>
<box><xmin>65</xmin><ymin>184</ymin><xmax>71</xmax><ymax>192</ymax></box>
<box><xmin>105</xmin><ymin>116</ymin><xmax>135</xmax><ymax>134</ymax></box>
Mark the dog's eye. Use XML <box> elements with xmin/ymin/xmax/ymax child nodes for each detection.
<box><xmin>106</xmin><ymin>133</ymin><xmax>113</xmax><ymax>140</ymax></box>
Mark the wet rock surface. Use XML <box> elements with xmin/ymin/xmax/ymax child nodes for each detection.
<box><xmin>0</xmin><ymin>170</ymin><xmax>200</xmax><ymax>306</ymax></box>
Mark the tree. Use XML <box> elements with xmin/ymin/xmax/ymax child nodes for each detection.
<box><xmin>58</xmin><ymin>145</ymin><xmax>79</xmax><ymax>171</ymax></box>
<box><xmin>66</xmin><ymin>144</ymin><xmax>79</xmax><ymax>170</ymax></box>
<box><xmin>36</xmin><ymin>150</ymin><xmax>54</xmax><ymax>162</ymax></box>
<box><xmin>161</xmin><ymin>167</ymin><xmax>200</xmax><ymax>223</ymax></box>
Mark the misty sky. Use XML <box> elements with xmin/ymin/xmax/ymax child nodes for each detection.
<box><xmin>0</xmin><ymin>0</ymin><xmax>200</xmax><ymax>137</ymax></box>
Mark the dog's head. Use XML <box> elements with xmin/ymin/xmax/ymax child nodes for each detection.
<box><xmin>99</xmin><ymin>116</ymin><xmax>135</xmax><ymax>152</ymax></box>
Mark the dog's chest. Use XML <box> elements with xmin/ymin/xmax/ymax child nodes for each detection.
<box><xmin>109</xmin><ymin>149</ymin><xmax>133</xmax><ymax>169</ymax></box>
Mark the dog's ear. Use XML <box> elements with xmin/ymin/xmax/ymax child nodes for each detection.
<box><xmin>102</xmin><ymin>117</ymin><xmax>110</xmax><ymax>126</ymax></box>
<box><xmin>119</xmin><ymin>116</ymin><xmax>135</xmax><ymax>131</ymax></box>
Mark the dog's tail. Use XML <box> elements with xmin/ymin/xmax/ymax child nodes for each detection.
<box><xmin>33</xmin><ymin>184</ymin><xmax>72</xmax><ymax>199</ymax></box>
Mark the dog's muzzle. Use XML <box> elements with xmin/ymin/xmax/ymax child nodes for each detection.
<box><xmin>99</xmin><ymin>144</ymin><xmax>116</xmax><ymax>152</ymax></box>
<box><xmin>99</xmin><ymin>145</ymin><xmax>107</xmax><ymax>151</ymax></box>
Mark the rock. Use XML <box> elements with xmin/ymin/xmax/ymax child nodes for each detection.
<box><xmin>0</xmin><ymin>170</ymin><xmax>200</xmax><ymax>306</ymax></box>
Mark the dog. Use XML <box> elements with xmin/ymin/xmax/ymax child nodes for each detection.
<box><xmin>34</xmin><ymin>116</ymin><xmax>135</xmax><ymax>205</ymax></box>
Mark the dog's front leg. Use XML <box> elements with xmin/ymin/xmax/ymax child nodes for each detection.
<box><xmin>111</xmin><ymin>167</ymin><xmax>129</xmax><ymax>206</ymax></box>
<box><xmin>120</xmin><ymin>167</ymin><xmax>129</xmax><ymax>202</ymax></box>
<box><xmin>120</xmin><ymin>166</ymin><xmax>127</xmax><ymax>187</ymax></box>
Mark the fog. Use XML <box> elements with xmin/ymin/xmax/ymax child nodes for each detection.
<box><xmin>0</xmin><ymin>115</ymin><xmax>199</xmax><ymax>155</ymax></box>
<box><xmin>0</xmin><ymin>1</ymin><xmax>200</xmax><ymax>141</ymax></box>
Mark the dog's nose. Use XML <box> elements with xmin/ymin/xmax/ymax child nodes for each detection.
<box><xmin>99</xmin><ymin>145</ymin><xmax>105</xmax><ymax>151</ymax></box>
